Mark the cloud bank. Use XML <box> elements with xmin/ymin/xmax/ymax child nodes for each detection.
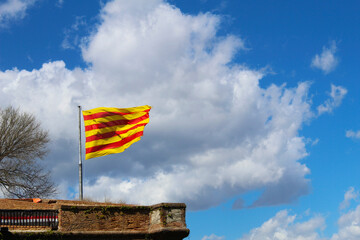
<box><xmin>0</xmin><ymin>0</ymin><xmax>345</xmax><ymax>210</ymax></box>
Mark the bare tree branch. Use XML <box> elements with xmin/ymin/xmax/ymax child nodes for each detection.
<box><xmin>0</xmin><ymin>106</ymin><xmax>56</xmax><ymax>198</ymax></box>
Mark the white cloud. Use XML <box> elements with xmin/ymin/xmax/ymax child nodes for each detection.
<box><xmin>239</xmin><ymin>210</ymin><xmax>325</xmax><ymax>240</ymax></box>
<box><xmin>317</xmin><ymin>84</ymin><xmax>347</xmax><ymax>115</ymax></box>
<box><xmin>331</xmin><ymin>205</ymin><xmax>360</xmax><ymax>240</ymax></box>
<box><xmin>0</xmin><ymin>0</ymin><xmax>35</xmax><ymax>25</ymax></box>
<box><xmin>340</xmin><ymin>187</ymin><xmax>359</xmax><ymax>210</ymax></box>
<box><xmin>0</xmin><ymin>0</ymin><xmax>317</xmax><ymax>210</ymax></box>
<box><xmin>311</xmin><ymin>41</ymin><xmax>338</xmax><ymax>74</ymax></box>
<box><xmin>62</xmin><ymin>16</ymin><xmax>87</xmax><ymax>50</ymax></box>
<box><xmin>346</xmin><ymin>130</ymin><xmax>360</xmax><ymax>139</ymax></box>
<box><xmin>236</xmin><ymin>188</ymin><xmax>360</xmax><ymax>240</ymax></box>
<box><xmin>202</xmin><ymin>234</ymin><xmax>225</xmax><ymax>240</ymax></box>
<box><xmin>0</xmin><ymin>61</ymin><xmax>91</xmax><ymax>140</ymax></box>
<box><xmin>81</xmin><ymin>0</ymin><xmax>313</xmax><ymax>209</ymax></box>
<box><xmin>332</xmin><ymin>188</ymin><xmax>360</xmax><ymax>239</ymax></box>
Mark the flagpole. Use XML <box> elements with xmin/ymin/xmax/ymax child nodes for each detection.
<box><xmin>78</xmin><ymin>106</ymin><xmax>83</xmax><ymax>201</ymax></box>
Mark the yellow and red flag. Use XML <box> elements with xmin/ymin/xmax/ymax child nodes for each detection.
<box><xmin>82</xmin><ymin>105</ymin><xmax>151</xmax><ymax>160</ymax></box>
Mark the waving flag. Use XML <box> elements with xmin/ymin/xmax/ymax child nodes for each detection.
<box><xmin>82</xmin><ymin>105</ymin><xmax>151</xmax><ymax>160</ymax></box>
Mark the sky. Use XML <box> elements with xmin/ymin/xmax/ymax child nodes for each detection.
<box><xmin>0</xmin><ymin>0</ymin><xmax>360</xmax><ymax>239</ymax></box>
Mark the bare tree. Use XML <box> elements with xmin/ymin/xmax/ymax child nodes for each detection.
<box><xmin>0</xmin><ymin>106</ymin><xmax>56</xmax><ymax>198</ymax></box>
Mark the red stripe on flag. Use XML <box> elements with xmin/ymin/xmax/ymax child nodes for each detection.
<box><xmin>84</xmin><ymin>113</ymin><xmax>149</xmax><ymax>132</ymax></box>
<box><xmin>86</xmin><ymin>123</ymin><xmax>148</xmax><ymax>142</ymax></box>
<box><xmin>83</xmin><ymin>109</ymin><xmax>150</xmax><ymax>121</ymax></box>
<box><xmin>86</xmin><ymin>131</ymin><xmax>144</xmax><ymax>154</ymax></box>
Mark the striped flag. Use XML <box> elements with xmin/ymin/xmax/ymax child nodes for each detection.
<box><xmin>82</xmin><ymin>105</ymin><xmax>151</xmax><ymax>160</ymax></box>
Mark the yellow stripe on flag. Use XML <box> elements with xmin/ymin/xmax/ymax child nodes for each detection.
<box><xmin>85</xmin><ymin>136</ymin><xmax>142</xmax><ymax>160</ymax></box>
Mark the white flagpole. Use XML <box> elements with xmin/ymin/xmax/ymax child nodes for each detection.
<box><xmin>78</xmin><ymin>106</ymin><xmax>83</xmax><ymax>200</ymax></box>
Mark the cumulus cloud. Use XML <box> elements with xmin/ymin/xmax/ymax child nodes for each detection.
<box><xmin>0</xmin><ymin>61</ymin><xmax>91</xmax><ymax>140</ymax></box>
<box><xmin>236</xmin><ymin>188</ymin><xmax>360</xmax><ymax>240</ymax></box>
<box><xmin>239</xmin><ymin>210</ymin><xmax>325</xmax><ymax>240</ymax></box>
<box><xmin>0</xmin><ymin>0</ymin><xmax>319</xmax><ymax>210</ymax></box>
<box><xmin>346</xmin><ymin>130</ymin><xmax>360</xmax><ymax>139</ymax></box>
<box><xmin>81</xmin><ymin>0</ymin><xmax>314</xmax><ymax>209</ymax></box>
<box><xmin>0</xmin><ymin>0</ymin><xmax>35</xmax><ymax>25</ymax></box>
<box><xmin>317</xmin><ymin>84</ymin><xmax>347</xmax><ymax>115</ymax></box>
<box><xmin>311</xmin><ymin>41</ymin><xmax>338</xmax><ymax>74</ymax></box>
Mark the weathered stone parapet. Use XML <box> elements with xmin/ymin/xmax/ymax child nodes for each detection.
<box><xmin>149</xmin><ymin>203</ymin><xmax>187</xmax><ymax>230</ymax></box>
<box><xmin>0</xmin><ymin>199</ymin><xmax>189</xmax><ymax>240</ymax></box>
<box><xmin>149</xmin><ymin>203</ymin><xmax>188</xmax><ymax>240</ymax></box>
<box><xmin>57</xmin><ymin>203</ymin><xmax>189</xmax><ymax>239</ymax></box>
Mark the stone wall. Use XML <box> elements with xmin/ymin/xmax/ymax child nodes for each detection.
<box><xmin>0</xmin><ymin>200</ymin><xmax>189</xmax><ymax>240</ymax></box>
<box><xmin>59</xmin><ymin>205</ymin><xmax>150</xmax><ymax>232</ymax></box>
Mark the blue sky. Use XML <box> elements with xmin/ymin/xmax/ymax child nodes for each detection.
<box><xmin>1</xmin><ymin>0</ymin><xmax>360</xmax><ymax>239</ymax></box>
